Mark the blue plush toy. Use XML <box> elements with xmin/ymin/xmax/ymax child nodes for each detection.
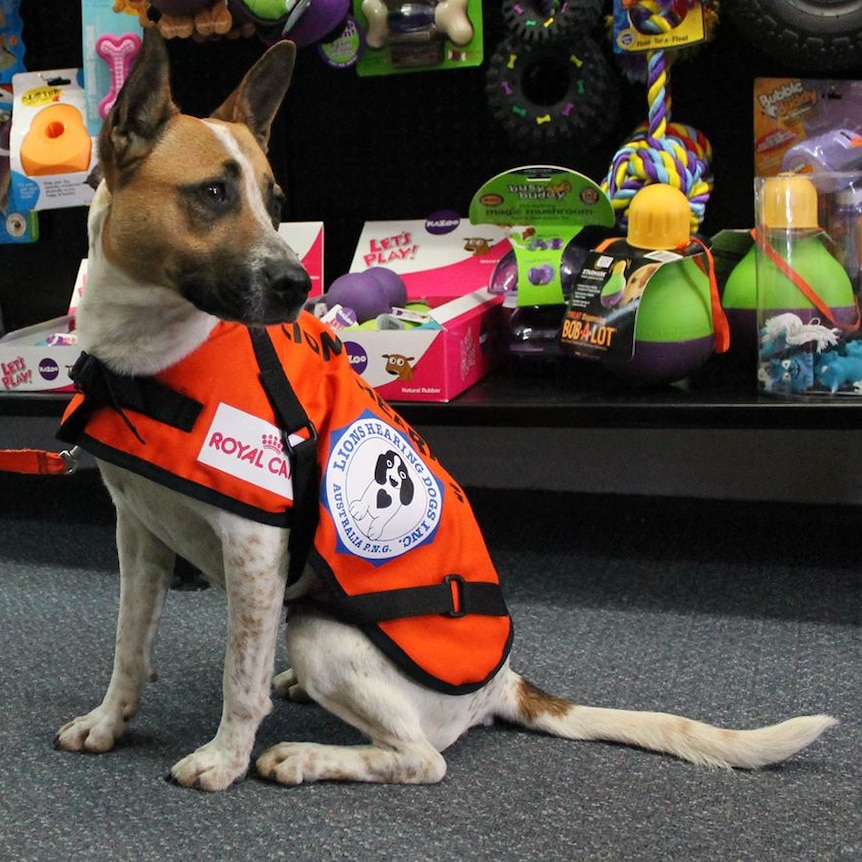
<box><xmin>816</xmin><ymin>351</ymin><xmax>862</xmax><ymax>393</ymax></box>
<box><xmin>763</xmin><ymin>353</ymin><xmax>814</xmax><ymax>394</ymax></box>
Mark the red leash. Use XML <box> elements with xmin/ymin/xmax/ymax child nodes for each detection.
<box><xmin>0</xmin><ymin>446</ymin><xmax>80</xmax><ymax>475</ymax></box>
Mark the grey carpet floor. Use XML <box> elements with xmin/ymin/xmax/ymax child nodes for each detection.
<box><xmin>0</xmin><ymin>472</ymin><xmax>858</xmax><ymax>862</ymax></box>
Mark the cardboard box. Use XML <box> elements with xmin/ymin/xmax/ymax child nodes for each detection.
<box><xmin>0</xmin><ymin>315</ymin><xmax>77</xmax><ymax>393</ymax></box>
<box><xmin>338</xmin><ymin>289</ymin><xmax>503</xmax><ymax>402</ymax></box>
<box><xmin>337</xmin><ymin>217</ymin><xmax>509</xmax><ymax>400</ymax></box>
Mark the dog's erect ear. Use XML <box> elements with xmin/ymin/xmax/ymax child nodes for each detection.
<box><xmin>210</xmin><ymin>40</ymin><xmax>297</xmax><ymax>152</ymax></box>
<box><xmin>99</xmin><ymin>28</ymin><xmax>178</xmax><ymax>186</ymax></box>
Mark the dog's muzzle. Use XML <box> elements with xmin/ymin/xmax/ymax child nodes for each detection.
<box><xmin>178</xmin><ymin>250</ymin><xmax>312</xmax><ymax>325</ymax></box>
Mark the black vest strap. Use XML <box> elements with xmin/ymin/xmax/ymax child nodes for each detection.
<box><xmin>248</xmin><ymin>328</ymin><xmax>320</xmax><ymax>584</ymax></box>
<box><xmin>296</xmin><ymin>573</ymin><xmax>509</xmax><ymax>625</ymax></box>
<box><xmin>59</xmin><ymin>351</ymin><xmax>203</xmax><ymax>444</ymax></box>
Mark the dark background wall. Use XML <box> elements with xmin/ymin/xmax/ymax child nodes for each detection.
<box><xmin>0</xmin><ymin>0</ymin><xmax>844</xmax><ymax>332</ymax></box>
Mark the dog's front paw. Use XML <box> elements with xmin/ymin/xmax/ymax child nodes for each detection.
<box><xmin>273</xmin><ymin>668</ymin><xmax>313</xmax><ymax>703</ymax></box>
<box><xmin>256</xmin><ymin>742</ymin><xmax>317</xmax><ymax>785</ymax></box>
<box><xmin>169</xmin><ymin>744</ymin><xmax>249</xmax><ymax>792</ymax></box>
<box><xmin>54</xmin><ymin>706</ymin><xmax>129</xmax><ymax>753</ymax></box>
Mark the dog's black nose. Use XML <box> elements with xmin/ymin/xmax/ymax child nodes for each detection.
<box><xmin>267</xmin><ymin>257</ymin><xmax>312</xmax><ymax>306</ymax></box>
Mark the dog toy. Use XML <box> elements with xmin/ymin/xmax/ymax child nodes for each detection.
<box><xmin>570</xmin><ymin>183</ymin><xmax>729</xmax><ymax>384</ymax></box>
<box><xmin>95</xmin><ymin>33</ymin><xmax>142</xmax><ymax>118</ymax></box>
<box><xmin>752</xmin><ymin>175</ymin><xmax>860</xmax><ymax>396</ymax></box>
<box><xmin>601</xmin><ymin>1</ymin><xmax>715</xmax><ymax>232</ymax></box>
<box><xmin>364</xmin><ymin>265</ymin><xmax>408</xmax><ymax>307</ymax></box>
<box><xmin>0</xmin><ymin>0</ymin><xmax>27</xmax><ymax>83</ymax></box>
<box><xmin>501</xmin><ymin>0</ymin><xmax>603</xmax><ymax>44</ymax></box>
<box><xmin>324</xmin><ymin>267</ymin><xmax>408</xmax><ymax>323</ymax></box>
<box><xmin>815</xmin><ymin>350</ymin><xmax>862</xmax><ymax>393</ymax></box>
<box><xmin>361</xmin><ymin>0</ymin><xmax>473</xmax><ymax>50</ymax></box>
<box><xmin>489</xmin><ymin>241</ymin><xmax>585</xmax><ymax>299</ymax></box>
<box><xmin>233</xmin><ymin>0</ymin><xmax>350</xmax><ymax>47</ymax></box>
<box><xmin>20</xmin><ymin>104</ymin><xmax>92</xmax><ymax>177</ymax></box>
<box><xmin>485</xmin><ymin>0</ymin><xmax>619</xmax><ymax>149</ymax></box>
<box><xmin>610</xmin><ymin>184</ymin><xmax>726</xmax><ymax>381</ymax></box>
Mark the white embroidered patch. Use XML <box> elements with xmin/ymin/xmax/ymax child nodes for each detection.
<box><xmin>198</xmin><ymin>402</ymin><xmax>300</xmax><ymax>500</ymax></box>
<box><xmin>323</xmin><ymin>410</ymin><xmax>444</xmax><ymax>563</ymax></box>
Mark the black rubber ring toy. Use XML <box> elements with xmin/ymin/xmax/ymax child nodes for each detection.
<box><xmin>485</xmin><ymin>34</ymin><xmax>619</xmax><ymax>148</ymax></box>
<box><xmin>501</xmin><ymin>0</ymin><xmax>603</xmax><ymax>43</ymax></box>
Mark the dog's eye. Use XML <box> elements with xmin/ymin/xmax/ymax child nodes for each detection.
<box><xmin>198</xmin><ymin>182</ymin><xmax>228</xmax><ymax>205</ymax></box>
<box><xmin>267</xmin><ymin>183</ymin><xmax>285</xmax><ymax>227</ymax></box>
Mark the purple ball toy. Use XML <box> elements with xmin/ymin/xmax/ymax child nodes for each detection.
<box><xmin>326</xmin><ymin>272</ymin><xmax>390</xmax><ymax>323</ymax></box>
<box><xmin>364</xmin><ymin>266</ymin><xmax>408</xmax><ymax>308</ymax></box>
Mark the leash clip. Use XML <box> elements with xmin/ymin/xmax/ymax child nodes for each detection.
<box><xmin>60</xmin><ymin>446</ymin><xmax>81</xmax><ymax>475</ymax></box>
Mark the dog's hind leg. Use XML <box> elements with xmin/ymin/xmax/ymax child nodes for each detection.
<box><xmin>169</xmin><ymin>518</ymin><xmax>289</xmax><ymax>792</ymax></box>
<box><xmin>257</xmin><ymin>616</ymin><xmax>447</xmax><ymax>784</ymax></box>
<box><xmin>55</xmin><ymin>504</ymin><xmax>175</xmax><ymax>753</ymax></box>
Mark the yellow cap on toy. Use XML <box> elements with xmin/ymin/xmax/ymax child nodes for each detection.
<box><xmin>759</xmin><ymin>174</ymin><xmax>818</xmax><ymax>229</ymax></box>
<box><xmin>626</xmin><ymin>184</ymin><xmax>691</xmax><ymax>250</ymax></box>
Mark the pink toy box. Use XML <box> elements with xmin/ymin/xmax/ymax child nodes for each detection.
<box><xmin>338</xmin><ymin>217</ymin><xmax>510</xmax><ymax>401</ymax></box>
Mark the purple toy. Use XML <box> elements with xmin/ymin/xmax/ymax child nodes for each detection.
<box><xmin>326</xmin><ymin>272</ymin><xmax>390</xmax><ymax>323</ymax></box>
<box><xmin>490</xmin><ymin>244</ymin><xmax>586</xmax><ymax>298</ymax></box>
<box><xmin>365</xmin><ymin>266</ymin><xmax>408</xmax><ymax>308</ymax></box>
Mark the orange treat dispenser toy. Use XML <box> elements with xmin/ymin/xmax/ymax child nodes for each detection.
<box><xmin>20</xmin><ymin>104</ymin><xmax>92</xmax><ymax>177</ymax></box>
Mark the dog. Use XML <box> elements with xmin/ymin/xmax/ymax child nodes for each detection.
<box><xmin>54</xmin><ymin>29</ymin><xmax>836</xmax><ymax>791</ymax></box>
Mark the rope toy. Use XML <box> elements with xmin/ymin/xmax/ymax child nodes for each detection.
<box><xmin>601</xmin><ymin>1</ymin><xmax>714</xmax><ymax>232</ymax></box>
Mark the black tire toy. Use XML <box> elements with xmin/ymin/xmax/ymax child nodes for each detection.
<box><xmin>485</xmin><ymin>34</ymin><xmax>619</xmax><ymax>148</ymax></box>
<box><xmin>501</xmin><ymin>0</ymin><xmax>603</xmax><ymax>43</ymax></box>
<box><xmin>724</xmin><ymin>0</ymin><xmax>862</xmax><ymax>72</ymax></box>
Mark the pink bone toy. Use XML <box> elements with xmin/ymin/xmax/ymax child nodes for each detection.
<box><xmin>95</xmin><ymin>33</ymin><xmax>143</xmax><ymax>119</ymax></box>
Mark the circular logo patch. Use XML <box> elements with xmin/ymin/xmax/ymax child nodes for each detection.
<box><xmin>344</xmin><ymin>340</ymin><xmax>368</xmax><ymax>375</ymax></box>
<box><xmin>324</xmin><ymin>412</ymin><xmax>444</xmax><ymax>563</ymax></box>
<box><xmin>38</xmin><ymin>358</ymin><xmax>60</xmax><ymax>381</ymax></box>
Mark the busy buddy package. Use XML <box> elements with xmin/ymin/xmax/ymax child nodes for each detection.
<box><xmin>468</xmin><ymin>165</ymin><xmax>616</xmax><ymax>308</ymax></box>
<box><xmin>754</xmin><ymin>77</ymin><xmax>862</xmax><ymax>177</ymax></box>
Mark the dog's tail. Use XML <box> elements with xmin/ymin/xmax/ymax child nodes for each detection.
<box><xmin>497</xmin><ymin>674</ymin><xmax>836</xmax><ymax>769</ymax></box>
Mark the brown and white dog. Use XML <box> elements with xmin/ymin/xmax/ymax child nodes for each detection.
<box><xmin>54</xmin><ymin>30</ymin><xmax>836</xmax><ymax>791</ymax></box>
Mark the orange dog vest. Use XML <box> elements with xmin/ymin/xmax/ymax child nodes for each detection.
<box><xmin>59</xmin><ymin>314</ymin><xmax>512</xmax><ymax>694</ymax></box>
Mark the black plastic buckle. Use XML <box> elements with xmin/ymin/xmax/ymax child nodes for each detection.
<box><xmin>284</xmin><ymin>420</ymin><xmax>319</xmax><ymax>456</ymax></box>
<box><xmin>443</xmin><ymin>574</ymin><xmax>466</xmax><ymax>618</ymax></box>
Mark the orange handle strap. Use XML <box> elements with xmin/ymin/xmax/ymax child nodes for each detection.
<box><xmin>688</xmin><ymin>237</ymin><xmax>731</xmax><ymax>354</ymax></box>
<box><xmin>753</xmin><ymin>227</ymin><xmax>861</xmax><ymax>332</ymax></box>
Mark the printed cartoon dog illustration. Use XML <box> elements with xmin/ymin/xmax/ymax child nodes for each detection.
<box><xmin>348</xmin><ymin>450</ymin><xmax>415</xmax><ymax>540</ymax></box>
<box><xmin>383</xmin><ymin>352</ymin><xmax>415</xmax><ymax>380</ymax></box>
<box><xmin>463</xmin><ymin>237</ymin><xmax>495</xmax><ymax>255</ymax></box>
